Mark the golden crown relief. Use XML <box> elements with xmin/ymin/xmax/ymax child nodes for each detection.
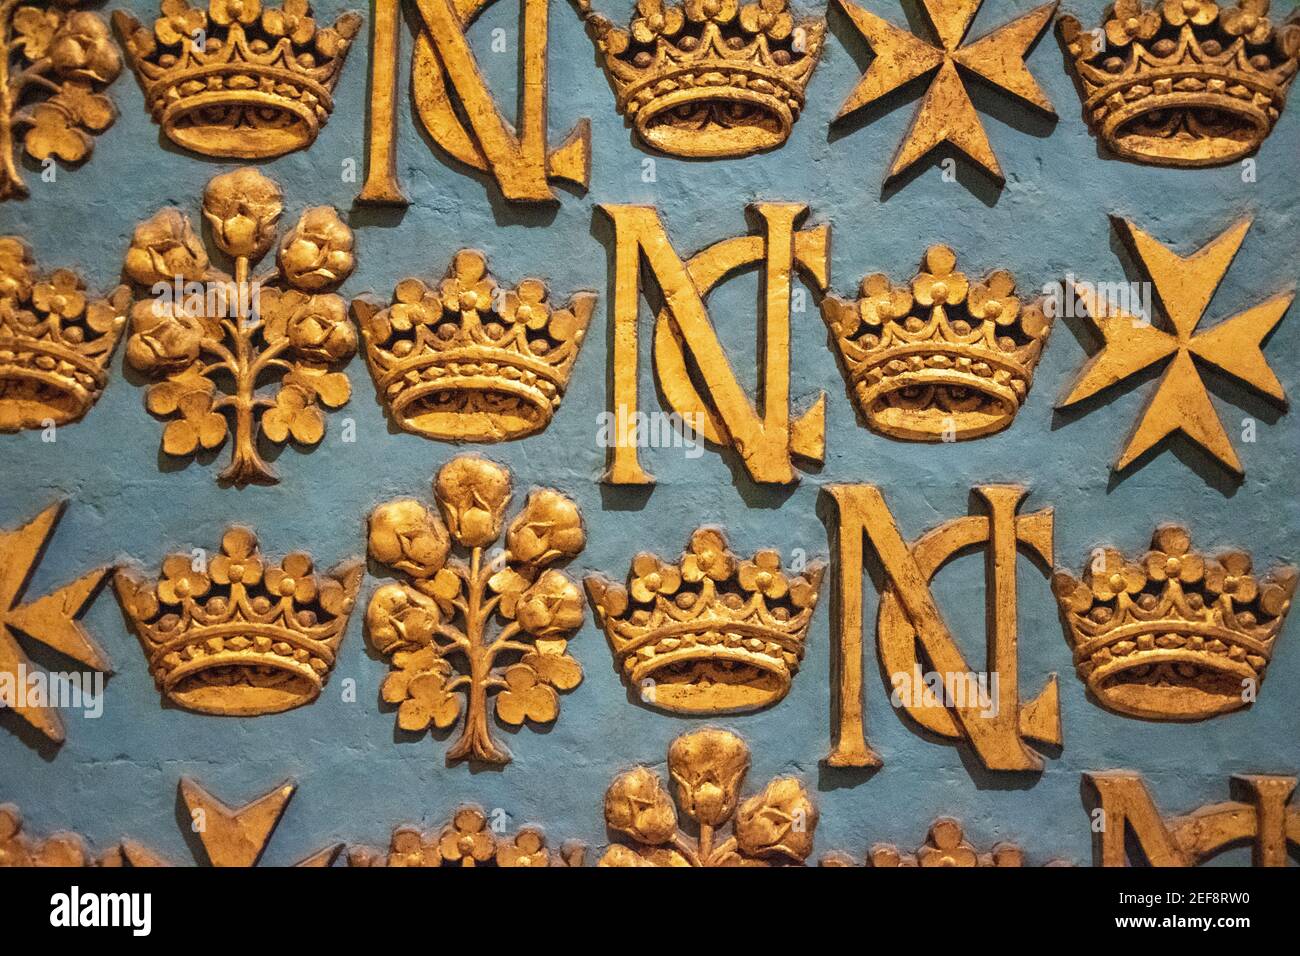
<box><xmin>600</xmin><ymin>728</ymin><xmax>817</xmax><ymax>866</ymax></box>
<box><xmin>123</xmin><ymin>167</ymin><xmax>357</xmax><ymax>486</ymax></box>
<box><xmin>820</xmin><ymin>818</ymin><xmax>1039</xmax><ymax>867</ymax></box>
<box><xmin>821</xmin><ymin>246</ymin><xmax>1054</xmax><ymax>441</ymax></box>
<box><xmin>348</xmin><ymin>806</ymin><xmax>585</xmax><ymax>867</ymax></box>
<box><xmin>1060</xmin><ymin>0</ymin><xmax>1300</xmax><ymax>165</ymax></box>
<box><xmin>367</xmin><ymin>456</ymin><xmax>586</xmax><ymax>766</ymax></box>
<box><xmin>576</xmin><ymin>0</ymin><xmax>824</xmax><ymax>157</ymax></box>
<box><xmin>10</xmin><ymin>769</ymin><xmax>1300</xmax><ymax>868</ymax></box>
<box><xmin>1055</xmin><ymin>526</ymin><xmax>1296</xmax><ymax>721</ymax></box>
<box><xmin>352</xmin><ymin>251</ymin><xmax>594</xmax><ymax>442</ymax></box>
<box><xmin>114</xmin><ymin>0</ymin><xmax>361</xmax><ymax>157</ymax></box>
<box><xmin>114</xmin><ymin>526</ymin><xmax>363</xmax><ymax>716</ymax></box>
<box><xmin>0</xmin><ymin>0</ymin><xmax>121</xmax><ymax>201</ymax></box>
<box><xmin>585</xmin><ymin>527</ymin><xmax>823</xmax><ymax>714</ymax></box>
<box><xmin>0</xmin><ymin>238</ymin><xmax>127</xmax><ymax>431</ymax></box>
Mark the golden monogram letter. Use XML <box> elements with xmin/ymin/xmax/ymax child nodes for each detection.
<box><xmin>823</xmin><ymin>484</ymin><xmax>1061</xmax><ymax>771</ymax></box>
<box><xmin>598</xmin><ymin>203</ymin><xmax>827</xmax><ymax>485</ymax></box>
<box><xmin>1086</xmin><ymin>773</ymin><xmax>1298</xmax><ymax>867</ymax></box>
<box><xmin>360</xmin><ymin>0</ymin><xmax>591</xmax><ymax>204</ymax></box>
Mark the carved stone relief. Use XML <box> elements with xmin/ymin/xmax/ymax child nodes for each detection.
<box><xmin>834</xmin><ymin>0</ymin><xmax>1057</xmax><ymax>183</ymax></box>
<box><xmin>586</xmin><ymin>526</ymin><xmax>823</xmax><ymax>714</ymax></box>
<box><xmin>115</xmin><ymin>526</ymin><xmax>363</xmax><ymax>716</ymax></box>
<box><xmin>352</xmin><ymin>249</ymin><xmax>594</xmax><ymax>441</ymax></box>
<box><xmin>823</xmin><ymin>484</ymin><xmax>1061</xmax><ymax>771</ymax></box>
<box><xmin>600</xmin><ymin>728</ymin><xmax>817</xmax><ymax>866</ymax></box>
<box><xmin>123</xmin><ymin>167</ymin><xmax>357</xmax><ymax>486</ymax></box>
<box><xmin>359</xmin><ymin>0</ymin><xmax>590</xmax><ymax>204</ymax></box>
<box><xmin>0</xmin><ymin>237</ymin><xmax>127</xmax><ymax>431</ymax></box>
<box><xmin>349</xmin><ymin>806</ymin><xmax>584</xmax><ymax>867</ymax></box>
<box><xmin>821</xmin><ymin>245</ymin><xmax>1053</xmax><ymax>441</ymax></box>
<box><xmin>1057</xmin><ymin>215</ymin><xmax>1291</xmax><ymax>476</ymax></box>
<box><xmin>114</xmin><ymin>0</ymin><xmax>361</xmax><ymax>158</ymax></box>
<box><xmin>0</xmin><ymin>0</ymin><xmax>121</xmax><ymax>201</ymax></box>
<box><xmin>1059</xmin><ymin>1</ymin><xmax>1300</xmax><ymax>166</ymax></box>
<box><xmin>599</xmin><ymin>202</ymin><xmax>827</xmax><ymax>484</ymax></box>
<box><xmin>0</xmin><ymin>502</ymin><xmax>110</xmax><ymax>744</ymax></box>
<box><xmin>1054</xmin><ymin>525</ymin><xmax>1295</xmax><ymax>720</ymax></box>
<box><xmin>576</xmin><ymin>0</ymin><xmax>824</xmax><ymax>158</ymax></box>
<box><xmin>367</xmin><ymin>455</ymin><xmax>586</xmax><ymax>765</ymax></box>
<box><xmin>1086</xmin><ymin>772</ymin><xmax>1299</xmax><ymax>866</ymax></box>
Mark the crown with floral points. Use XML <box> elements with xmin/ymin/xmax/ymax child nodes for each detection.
<box><xmin>820</xmin><ymin>246</ymin><xmax>1053</xmax><ymax>442</ymax></box>
<box><xmin>114</xmin><ymin>526</ymin><xmax>363</xmax><ymax>716</ymax></box>
<box><xmin>1053</xmin><ymin>525</ymin><xmax>1297</xmax><ymax>721</ymax></box>
<box><xmin>585</xmin><ymin>527</ymin><xmax>823</xmax><ymax>715</ymax></box>
<box><xmin>574</xmin><ymin>0</ymin><xmax>825</xmax><ymax>157</ymax></box>
<box><xmin>0</xmin><ymin>238</ymin><xmax>128</xmax><ymax>432</ymax></box>
<box><xmin>347</xmin><ymin>805</ymin><xmax>586</xmax><ymax>868</ymax></box>
<box><xmin>113</xmin><ymin>0</ymin><xmax>362</xmax><ymax>158</ymax></box>
<box><xmin>821</xmin><ymin>818</ymin><xmax>1037</xmax><ymax>868</ymax></box>
<box><xmin>352</xmin><ymin>250</ymin><xmax>595</xmax><ymax>443</ymax></box>
<box><xmin>1058</xmin><ymin>0</ymin><xmax>1300</xmax><ymax>166</ymax></box>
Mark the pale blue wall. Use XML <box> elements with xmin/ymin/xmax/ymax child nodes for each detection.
<box><xmin>1</xmin><ymin>0</ymin><xmax>1297</xmax><ymax>864</ymax></box>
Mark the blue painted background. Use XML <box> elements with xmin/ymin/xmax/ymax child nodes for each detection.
<box><xmin>1</xmin><ymin>0</ymin><xmax>1298</xmax><ymax>864</ymax></box>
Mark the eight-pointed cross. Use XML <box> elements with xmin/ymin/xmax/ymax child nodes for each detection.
<box><xmin>0</xmin><ymin>502</ymin><xmax>111</xmax><ymax>743</ymax></box>
<box><xmin>1058</xmin><ymin>216</ymin><xmax>1293</xmax><ymax>476</ymax></box>
<box><xmin>834</xmin><ymin>0</ymin><xmax>1058</xmax><ymax>183</ymax></box>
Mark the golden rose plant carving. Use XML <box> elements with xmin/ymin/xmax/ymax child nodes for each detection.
<box><xmin>122</xmin><ymin>167</ymin><xmax>357</xmax><ymax>486</ymax></box>
<box><xmin>600</xmin><ymin>728</ymin><xmax>817</xmax><ymax>866</ymax></box>
<box><xmin>0</xmin><ymin>0</ymin><xmax>121</xmax><ymax>201</ymax></box>
<box><xmin>367</xmin><ymin>455</ymin><xmax>587</xmax><ymax>765</ymax></box>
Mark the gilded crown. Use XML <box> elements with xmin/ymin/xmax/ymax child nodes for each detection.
<box><xmin>114</xmin><ymin>527</ymin><xmax>363</xmax><ymax>716</ymax></box>
<box><xmin>352</xmin><ymin>250</ymin><xmax>594</xmax><ymax>442</ymax></box>
<box><xmin>585</xmin><ymin>527</ymin><xmax>823</xmax><ymax>714</ymax></box>
<box><xmin>113</xmin><ymin>0</ymin><xmax>362</xmax><ymax>158</ymax></box>
<box><xmin>0</xmin><ymin>238</ymin><xmax>128</xmax><ymax>432</ymax></box>
<box><xmin>575</xmin><ymin>0</ymin><xmax>825</xmax><ymax>157</ymax></box>
<box><xmin>1053</xmin><ymin>526</ymin><xmax>1297</xmax><ymax>720</ymax></box>
<box><xmin>1059</xmin><ymin>0</ymin><xmax>1300</xmax><ymax>165</ymax></box>
<box><xmin>820</xmin><ymin>246</ymin><xmax>1053</xmax><ymax>442</ymax></box>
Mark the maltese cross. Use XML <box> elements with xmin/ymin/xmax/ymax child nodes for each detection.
<box><xmin>1059</xmin><ymin>217</ymin><xmax>1293</xmax><ymax>476</ymax></box>
<box><xmin>117</xmin><ymin>778</ymin><xmax>342</xmax><ymax>867</ymax></box>
<box><xmin>0</xmin><ymin>502</ymin><xmax>111</xmax><ymax>743</ymax></box>
<box><xmin>834</xmin><ymin>0</ymin><xmax>1057</xmax><ymax>183</ymax></box>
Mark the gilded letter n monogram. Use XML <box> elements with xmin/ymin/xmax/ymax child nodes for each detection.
<box><xmin>824</xmin><ymin>484</ymin><xmax>1062</xmax><ymax>771</ymax></box>
<box><xmin>360</xmin><ymin>0</ymin><xmax>591</xmax><ymax>204</ymax></box>
<box><xmin>598</xmin><ymin>203</ymin><xmax>827</xmax><ymax>485</ymax></box>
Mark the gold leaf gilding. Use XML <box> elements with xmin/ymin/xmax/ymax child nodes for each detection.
<box><xmin>123</xmin><ymin>167</ymin><xmax>358</xmax><ymax>486</ymax></box>
<box><xmin>367</xmin><ymin>455</ymin><xmax>586</xmax><ymax>765</ymax></box>
<box><xmin>113</xmin><ymin>0</ymin><xmax>362</xmax><ymax>158</ymax></box>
